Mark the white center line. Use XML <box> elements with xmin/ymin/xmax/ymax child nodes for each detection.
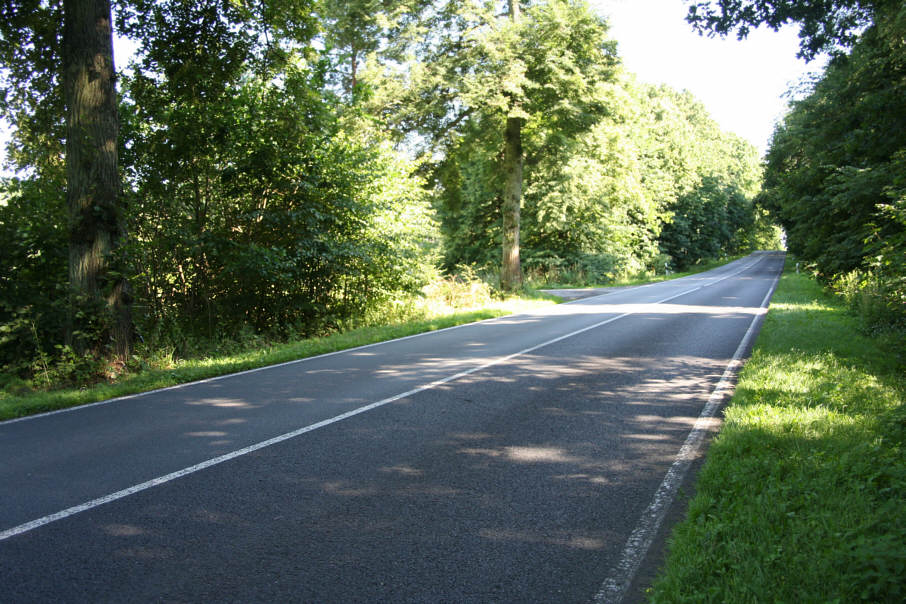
<box><xmin>593</xmin><ymin>254</ymin><xmax>782</xmax><ymax>604</ymax></box>
<box><xmin>0</xmin><ymin>279</ymin><xmax>721</xmax><ymax>542</ymax></box>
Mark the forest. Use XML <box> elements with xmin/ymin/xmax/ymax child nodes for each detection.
<box><xmin>0</xmin><ymin>0</ymin><xmax>809</xmax><ymax>391</ymax></box>
<box><xmin>685</xmin><ymin>0</ymin><xmax>905</xmax><ymax>335</ymax></box>
<box><xmin>756</xmin><ymin>0</ymin><xmax>906</xmax><ymax>333</ymax></box>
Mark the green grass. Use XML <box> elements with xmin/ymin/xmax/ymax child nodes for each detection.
<box><xmin>0</xmin><ymin>306</ymin><xmax>531</xmax><ymax>422</ymax></box>
<box><xmin>648</xmin><ymin>261</ymin><xmax>906</xmax><ymax>603</ymax></box>
<box><xmin>0</xmin><ymin>259</ymin><xmax>718</xmax><ymax>422</ymax></box>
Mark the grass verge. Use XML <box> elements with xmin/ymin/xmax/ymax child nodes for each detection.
<box><xmin>0</xmin><ymin>303</ymin><xmax>543</xmax><ymax>422</ymax></box>
<box><xmin>647</xmin><ymin>262</ymin><xmax>906</xmax><ymax>602</ymax></box>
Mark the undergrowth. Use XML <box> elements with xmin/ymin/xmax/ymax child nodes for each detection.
<box><xmin>0</xmin><ymin>271</ymin><xmax>555</xmax><ymax>421</ymax></box>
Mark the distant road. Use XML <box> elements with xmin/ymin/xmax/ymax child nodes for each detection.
<box><xmin>1</xmin><ymin>252</ymin><xmax>784</xmax><ymax>603</ymax></box>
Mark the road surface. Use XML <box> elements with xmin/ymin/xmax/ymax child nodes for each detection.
<box><xmin>0</xmin><ymin>252</ymin><xmax>784</xmax><ymax>603</ymax></box>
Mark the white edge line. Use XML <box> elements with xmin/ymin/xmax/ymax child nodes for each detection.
<box><xmin>4</xmin><ymin>253</ymin><xmax>768</xmax><ymax>427</ymax></box>
<box><xmin>0</xmin><ymin>281</ymin><xmax>714</xmax><ymax>542</ymax></box>
<box><xmin>0</xmin><ymin>311</ymin><xmax>521</xmax><ymax>426</ymax></box>
<box><xmin>592</xmin><ymin>256</ymin><xmax>783</xmax><ymax>604</ymax></box>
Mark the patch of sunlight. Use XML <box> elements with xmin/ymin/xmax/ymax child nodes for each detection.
<box><xmin>103</xmin><ymin>523</ymin><xmax>145</xmax><ymax>537</ymax></box>
<box><xmin>770</xmin><ymin>299</ymin><xmax>838</xmax><ymax>313</ymax></box>
<box><xmin>633</xmin><ymin>414</ymin><xmax>700</xmax><ymax>427</ymax></box>
<box><xmin>186</xmin><ymin>398</ymin><xmax>254</xmax><ymax>409</ymax></box>
<box><xmin>545</xmin><ymin>301</ymin><xmax>762</xmax><ymax>318</ymax></box>
<box><xmin>504</xmin><ymin>446</ymin><xmax>581</xmax><ymax>463</ymax></box>
<box><xmin>459</xmin><ymin>445</ymin><xmax>582</xmax><ymax>464</ymax></box>
<box><xmin>380</xmin><ymin>465</ymin><xmax>424</xmax><ymax>477</ymax></box>
<box><xmin>479</xmin><ymin>528</ymin><xmax>605</xmax><ymax>550</ymax></box>
<box><xmin>727</xmin><ymin>403</ymin><xmax>858</xmax><ymax>439</ymax></box>
<box><xmin>626</xmin><ymin>433</ymin><xmax>674</xmax><ymax>441</ymax></box>
<box><xmin>553</xmin><ymin>473</ymin><xmax>612</xmax><ymax>486</ymax></box>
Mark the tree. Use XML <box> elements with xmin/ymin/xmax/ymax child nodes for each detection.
<box><xmin>685</xmin><ymin>0</ymin><xmax>880</xmax><ymax>60</ymax></box>
<box><xmin>500</xmin><ymin>0</ymin><xmax>523</xmax><ymax>290</ymax></box>
<box><xmin>370</xmin><ymin>0</ymin><xmax>617</xmax><ymax>290</ymax></box>
<box><xmin>63</xmin><ymin>0</ymin><xmax>131</xmax><ymax>358</ymax></box>
<box><xmin>761</xmin><ymin>5</ymin><xmax>906</xmax><ymax>275</ymax></box>
<box><xmin>435</xmin><ymin>71</ymin><xmax>766</xmax><ymax>281</ymax></box>
<box><xmin>1</xmin><ymin>0</ymin><xmax>441</xmax><ymax>379</ymax></box>
<box><xmin>319</xmin><ymin>0</ymin><xmax>428</xmax><ymax>101</ymax></box>
<box><xmin>0</xmin><ymin>0</ymin><xmax>131</xmax><ymax>358</ymax></box>
<box><xmin>118</xmin><ymin>0</ymin><xmax>438</xmax><ymax>342</ymax></box>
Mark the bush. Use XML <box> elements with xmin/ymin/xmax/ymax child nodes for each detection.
<box><xmin>0</xmin><ymin>177</ymin><xmax>69</xmax><ymax>377</ymax></box>
<box><xmin>421</xmin><ymin>266</ymin><xmax>495</xmax><ymax>310</ymax></box>
<box><xmin>834</xmin><ymin>270</ymin><xmax>906</xmax><ymax>331</ymax></box>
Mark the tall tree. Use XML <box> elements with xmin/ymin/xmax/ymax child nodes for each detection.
<box><xmin>319</xmin><ymin>0</ymin><xmax>428</xmax><ymax>100</ymax></box>
<box><xmin>0</xmin><ymin>0</ymin><xmax>131</xmax><ymax>357</ymax></box>
<box><xmin>63</xmin><ymin>0</ymin><xmax>131</xmax><ymax>357</ymax></box>
<box><xmin>372</xmin><ymin>0</ymin><xmax>617</xmax><ymax>289</ymax></box>
<box><xmin>500</xmin><ymin>0</ymin><xmax>523</xmax><ymax>290</ymax></box>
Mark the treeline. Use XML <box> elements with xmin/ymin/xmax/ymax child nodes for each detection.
<box><xmin>0</xmin><ymin>0</ymin><xmax>772</xmax><ymax>386</ymax></box>
<box><xmin>759</xmin><ymin>0</ymin><xmax>905</xmax><ymax>329</ymax></box>
<box><xmin>691</xmin><ymin>0</ymin><xmax>906</xmax><ymax>330</ymax></box>
<box><xmin>438</xmin><ymin>78</ymin><xmax>773</xmax><ymax>280</ymax></box>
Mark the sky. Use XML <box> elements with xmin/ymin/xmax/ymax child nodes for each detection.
<box><xmin>589</xmin><ymin>0</ymin><xmax>825</xmax><ymax>154</ymax></box>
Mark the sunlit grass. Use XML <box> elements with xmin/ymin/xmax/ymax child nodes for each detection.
<box><xmin>648</xmin><ymin>262</ymin><xmax>906</xmax><ymax>603</ymax></box>
<box><xmin>0</xmin><ymin>291</ymin><xmax>554</xmax><ymax>421</ymax></box>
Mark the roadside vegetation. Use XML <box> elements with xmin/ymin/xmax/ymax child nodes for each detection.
<box><xmin>1</xmin><ymin>1</ymin><xmax>777</xmax><ymax>419</ymax></box>
<box><xmin>0</xmin><ymin>272</ymin><xmax>557</xmax><ymax>421</ymax></box>
<box><xmin>649</xmin><ymin>6</ymin><xmax>906</xmax><ymax>594</ymax></box>
<box><xmin>523</xmin><ymin>254</ymin><xmax>746</xmax><ymax>289</ymax></box>
<box><xmin>648</xmin><ymin>260</ymin><xmax>906</xmax><ymax>603</ymax></box>
<box><xmin>0</xmin><ymin>252</ymin><xmax>747</xmax><ymax>422</ymax></box>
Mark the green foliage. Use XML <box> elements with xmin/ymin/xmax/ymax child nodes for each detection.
<box><xmin>685</xmin><ymin>0</ymin><xmax>881</xmax><ymax>60</ymax></box>
<box><xmin>366</xmin><ymin>0</ymin><xmax>619</xmax><ymax>284</ymax></box>
<box><xmin>659</xmin><ymin>176</ymin><xmax>753</xmax><ymax>269</ymax></box>
<box><xmin>0</xmin><ymin>0</ymin><xmax>441</xmax><ymax>383</ymax></box>
<box><xmin>122</xmin><ymin>62</ymin><xmax>440</xmax><ymax>348</ymax></box>
<box><xmin>649</xmin><ymin>267</ymin><xmax>906</xmax><ymax>603</ymax></box>
<box><xmin>0</xmin><ymin>279</ymin><xmax>554</xmax><ymax>420</ymax></box>
<box><xmin>0</xmin><ymin>0</ymin><xmax>66</xmax><ymax>175</ymax></box>
<box><xmin>760</xmin><ymin>3</ymin><xmax>906</xmax><ymax>328</ymax></box>
<box><xmin>0</xmin><ymin>176</ymin><xmax>68</xmax><ymax>376</ymax></box>
<box><xmin>420</xmin><ymin>265</ymin><xmax>495</xmax><ymax>310</ymax></box>
<box><xmin>0</xmin><ymin>0</ymin><xmax>776</xmax><ymax>390</ymax></box>
<box><xmin>436</xmin><ymin>71</ymin><xmax>767</xmax><ymax>278</ymax></box>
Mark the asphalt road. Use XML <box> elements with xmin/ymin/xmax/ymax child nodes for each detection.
<box><xmin>0</xmin><ymin>252</ymin><xmax>784</xmax><ymax>603</ymax></box>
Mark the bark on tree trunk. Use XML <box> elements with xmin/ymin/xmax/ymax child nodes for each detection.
<box><xmin>501</xmin><ymin>115</ymin><xmax>523</xmax><ymax>291</ymax></box>
<box><xmin>63</xmin><ymin>0</ymin><xmax>132</xmax><ymax>359</ymax></box>
<box><xmin>500</xmin><ymin>0</ymin><xmax>523</xmax><ymax>291</ymax></box>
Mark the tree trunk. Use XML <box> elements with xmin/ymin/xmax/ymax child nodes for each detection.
<box><xmin>64</xmin><ymin>0</ymin><xmax>132</xmax><ymax>359</ymax></box>
<box><xmin>500</xmin><ymin>0</ymin><xmax>523</xmax><ymax>291</ymax></box>
<box><xmin>501</xmin><ymin>115</ymin><xmax>523</xmax><ymax>291</ymax></box>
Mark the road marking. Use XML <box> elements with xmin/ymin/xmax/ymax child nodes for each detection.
<box><xmin>1</xmin><ymin>314</ymin><xmax>511</xmax><ymax>426</ymax></box>
<box><xmin>593</xmin><ymin>254</ymin><xmax>783</xmax><ymax>604</ymax></box>
<box><xmin>1</xmin><ymin>280</ymin><xmax>715</xmax><ymax>542</ymax></box>
<box><xmin>4</xmin><ymin>255</ymin><xmax>767</xmax><ymax>427</ymax></box>
<box><xmin>564</xmin><ymin>254</ymin><xmax>765</xmax><ymax>306</ymax></box>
